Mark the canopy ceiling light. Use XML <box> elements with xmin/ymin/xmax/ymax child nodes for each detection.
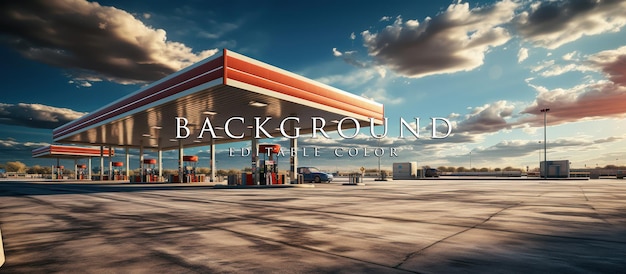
<box><xmin>248</xmin><ymin>101</ymin><xmax>268</xmax><ymax>107</ymax></box>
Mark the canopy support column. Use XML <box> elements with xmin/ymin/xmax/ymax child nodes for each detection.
<box><xmin>100</xmin><ymin>146</ymin><xmax>104</xmax><ymax>181</ymax></box>
<box><xmin>290</xmin><ymin>119</ymin><xmax>298</xmax><ymax>184</ymax></box>
<box><xmin>252</xmin><ymin>136</ymin><xmax>259</xmax><ymax>185</ymax></box>
<box><xmin>74</xmin><ymin>159</ymin><xmax>78</xmax><ymax>180</ymax></box>
<box><xmin>178</xmin><ymin>140</ymin><xmax>184</xmax><ymax>183</ymax></box>
<box><xmin>125</xmin><ymin>147</ymin><xmax>130</xmax><ymax>182</ymax></box>
<box><xmin>210</xmin><ymin>138</ymin><xmax>216</xmax><ymax>182</ymax></box>
<box><xmin>56</xmin><ymin>158</ymin><xmax>60</xmax><ymax>179</ymax></box>
<box><xmin>139</xmin><ymin>141</ymin><xmax>144</xmax><ymax>183</ymax></box>
<box><xmin>158</xmin><ymin>149</ymin><xmax>163</xmax><ymax>182</ymax></box>
<box><xmin>108</xmin><ymin>146</ymin><xmax>113</xmax><ymax>180</ymax></box>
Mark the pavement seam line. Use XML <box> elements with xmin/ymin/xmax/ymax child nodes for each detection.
<box><xmin>10</xmin><ymin>184</ymin><xmax>417</xmax><ymax>273</ymax></box>
<box><xmin>393</xmin><ymin>202</ymin><xmax>521</xmax><ymax>269</ymax></box>
<box><xmin>578</xmin><ymin>186</ymin><xmax>589</xmax><ymax>201</ymax></box>
<box><xmin>138</xmin><ymin>191</ymin><xmax>626</xmax><ymax>244</ymax></box>
<box><xmin>104</xmin><ymin>205</ymin><xmax>419</xmax><ymax>273</ymax></box>
<box><xmin>12</xmin><ymin>184</ymin><xmax>626</xmax><ymax>245</ymax></box>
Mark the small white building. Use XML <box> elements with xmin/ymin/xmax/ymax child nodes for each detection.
<box><xmin>540</xmin><ymin>160</ymin><xmax>570</xmax><ymax>178</ymax></box>
<box><xmin>393</xmin><ymin>162</ymin><xmax>418</xmax><ymax>180</ymax></box>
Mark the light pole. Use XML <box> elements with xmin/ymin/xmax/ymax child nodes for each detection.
<box><xmin>541</xmin><ymin>108</ymin><xmax>550</xmax><ymax>179</ymax></box>
<box><xmin>538</xmin><ymin>141</ymin><xmax>541</xmax><ymax>168</ymax></box>
<box><xmin>469</xmin><ymin>151</ymin><xmax>472</xmax><ymax>170</ymax></box>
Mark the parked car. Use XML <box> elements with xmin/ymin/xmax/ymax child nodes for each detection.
<box><xmin>425</xmin><ymin>168</ymin><xmax>440</xmax><ymax>177</ymax></box>
<box><xmin>297</xmin><ymin>167</ymin><xmax>333</xmax><ymax>183</ymax></box>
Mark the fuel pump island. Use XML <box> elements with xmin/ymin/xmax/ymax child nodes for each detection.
<box><xmin>182</xmin><ymin>155</ymin><xmax>204</xmax><ymax>183</ymax></box>
<box><xmin>257</xmin><ymin>144</ymin><xmax>282</xmax><ymax>185</ymax></box>
<box><xmin>232</xmin><ymin>144</ymin><xmax>285</xmax><ymax>185</ymax></box>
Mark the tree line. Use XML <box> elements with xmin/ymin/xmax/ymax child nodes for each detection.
<box><xmin>1</xmin><ymin>161</ymin><xmax>53</xmax><ymax>174</ymax></box>
<box><xmin>435</xmin><ymin>166</ymin><xmax>523</xmax><ymax>172</ymax></box>
<box><xmin>2</xmin><ymin>161</ymin><xmax>626</xmax><ymax>175</ymax></box>
<box><xmin>433</xmin><ymin>165</ymin><xmax>626</xmax><ymax>172</ymax></box>
<box><xmin>0</xmin><ymin>161</ymin><xmax>259</xmax><ymax>177</ymax></box>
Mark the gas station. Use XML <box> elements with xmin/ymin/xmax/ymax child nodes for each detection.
<box><xmin>50</xmin><ymin>49</ymin><xmax>384</xmax><ymax>184</ymax></box>
<box><xmin>32</xmin><ymin>145</ymin><xmax>114</xmax><ymax>180</ymax></box>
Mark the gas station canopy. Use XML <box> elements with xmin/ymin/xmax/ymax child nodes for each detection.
<box><xmin>53</xmin><ymin>49</ymin><xmax>384</xmax><ymax>150</ymax></box>
<box><xmin>32</xmin><ymin>145</ymin><xmax>114</xmax><ymax>159</ymax></box>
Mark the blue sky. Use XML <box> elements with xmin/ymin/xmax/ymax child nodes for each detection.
<box><xmin>1</xmin><ymin>0</ymin><xmax>626</xmax><ymax>172</ymax></box>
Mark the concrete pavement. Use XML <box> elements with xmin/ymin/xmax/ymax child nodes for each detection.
<box><xmin>0</xmin><ymin>178</ymin><xmax>625</xmax><ymax>273</ymax></box>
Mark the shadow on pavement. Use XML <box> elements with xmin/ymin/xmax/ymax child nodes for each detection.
<box><xmin>0</xmin><ymin>181</ymin><xmax>219</xmax><ymax>197</ymax></box>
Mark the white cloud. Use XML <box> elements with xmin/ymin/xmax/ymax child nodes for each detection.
<box><xmin>515</xmin><ymin>0</ymin><xmax>626</xmax><ymax>49</ymax></box>
<box><xmin>563</xmin><ymin>51</ymin><xmax>578</xmax><ymax>61</ymax></box>
<box><xmin>0</xmin><ymin>139</ymin><xmax>20</xmax><ymax>148</ymax></box>
<box><xmin>517</xmin><ymin>47</ymin><xmax>529</xmax><ymax>63</ymax></box>
<box><xmin>361</xmin><ymin>88</ymin><xmax>403</xmax><ymax>105</ymax></box>
<box><xmin>518</xmin><ymin>45</ymin><xmax>626</xmax><ymax>126</ymax></box>
<box><xmin>330</xmin><ymin>48</ymin><xmax>369</xmax><ymax>68</ymax></box>
<box><xmin>443</xmin><ymin>65</ymin><xmax>626</xmax><ymax>136</ymax></box>
<box><xmin>467</xmin><ymin>136</ymin><xmax>623</xmax><ymax>161</ymax></box>
<box><xmin>65</xmin><ymin>75</ymin><xmax>103</xmax><ymax>88</ymax></box>
<box><xmin>0</xmin><ymin>138</ymin><xmax>51</xmax><ymax>165</ymax></box>
<box><xmin>0</xmin><ymin>138</ymin><xmax>49</xmax><ymax>149</ymax></box>
<box><xmin>0</xmin><ymin>103</ymin><xmax>87</xmax><ymax>129</ymax></box>
<box><xmin>539</xmin><ymin>63</ymin><xmax>591</xmax><ymax>77</ymax></box>
<box><xmin>521</xmin><ymin>124</ymin><xmax>538</xmax><ymax>135</ymax></box>
<box><xmin>361</xmin><ymin>0</ymin><xmax>518</xmax><ymax>78</ymax></box>
<box><xmin>588</xmin><ymin>45</ymin><xmax>626</xmax><ymax>85</ymax></box>
<box><xmin>520</xmin><ymin>81</ymin><xmax>626</xmax><ymax>126</ymax></box>
<box><xmin>332</xmin><ymin>48</ymin><xmax>343</xmax><ymax>57</ymax></box>
<box><xmin>375</xmin><ymin>66</ymin><xmax>387</xmax><ymax>78</ymax></box>
<box><xmin>530</xmin><ymin>60</ymin><xmax>555</xmax><ymax>73</ymax></box>
<box><xmin>0</xmin><ymin>0</ymin><xmax>218</xmax><ymax>84</ymax></box>
<box><xmin>454</xmin><ymin>100</ymin><xmax>516</xmax><ymax>134</ymax></box>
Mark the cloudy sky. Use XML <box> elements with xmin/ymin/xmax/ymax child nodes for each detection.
<box><xmin>1</xmin><ymin>0</ymin><xmax>625</xmax><ymax>172</ymax></box>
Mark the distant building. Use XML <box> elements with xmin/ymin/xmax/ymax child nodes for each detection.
<box><xmin>540</xmin><ymin>160</ymin><xmax>570</xmax><ymax>178</ymax></box>
<box><xmin>393</xmin><ymin>162</ymin><xmax>418</xmax><ymax>180</ymax></box>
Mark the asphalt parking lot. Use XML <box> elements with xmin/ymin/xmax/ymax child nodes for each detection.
<box><xmin>0</xmin><ymin>178</ymin><xmax>625</xmax><ymax>273</ymax></box>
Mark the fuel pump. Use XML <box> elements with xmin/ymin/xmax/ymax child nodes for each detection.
<box><xmin>55</xmin><ymin>165</ymin><xmax>64</xmax><ymax>179</ymax></box>
<box><xmin>258</xmin><ymin>144</ymin><xmax>280</xmax><ymax>185</ymax></box>
<box><xmin>182</xmin><ymin>155</ymin><xmax>198</xmax><ymax>183</ymax></box>
<box><xmin>143</xmin><ymin>159</ymin><xmax>157</xmax><ymax>182</ymax></box>
<box><xmin>76</xmin><ymin>164</ymin><xmax>86</xmax><ymax>180</ymax></box>
<box><xmin>112</xmin><ymin>162</ymin><xmax>124</xmax><ymax>180</ymax></box>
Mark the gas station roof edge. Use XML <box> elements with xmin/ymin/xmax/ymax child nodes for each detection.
<box><xmin>52</xmin><ymin>49</ymin><xmax>385</xmax><ymax>150</ymax></box>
